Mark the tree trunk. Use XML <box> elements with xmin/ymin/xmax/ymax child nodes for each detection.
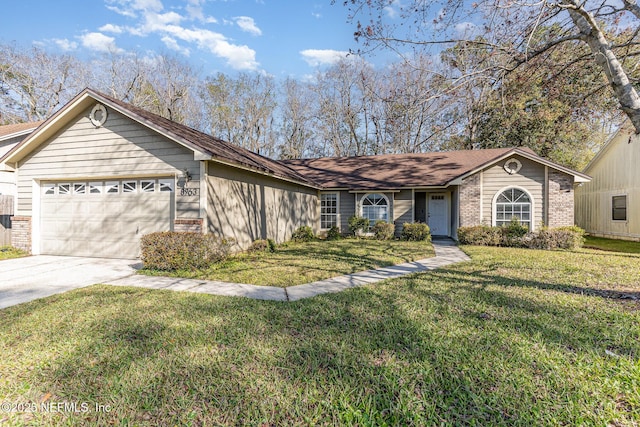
<box><xmin>565</xmin><ymin>1</ymin><xmax>640</xmax><ymax>133</ymax></box>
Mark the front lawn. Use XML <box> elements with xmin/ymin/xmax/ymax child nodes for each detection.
<box><xmin>585</xmin><ymin>235</ymin><xmax>640</xmax><ymax>254</ymax></box>
<box><xmin>0</xmin><ymin>246</ymin><xmax>28</xmax><ymax>260</ymax></box>
<box><xmin>1</xmin><ymin>245</ymin><xmax>638</xmax><ymax>425</ymax></box>
<box><xmin>141</xmin><ymin>238</ymin><xmax>435</xmax><ymax>287</ymax></box>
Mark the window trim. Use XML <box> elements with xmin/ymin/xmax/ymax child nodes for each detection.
<box><xmin>612</xmin><ymin>194</ymin><xmax>628</xmax><ymax>222</ymax></box>
<box><xmin>492</xmin><ymin>186</ymin><xmax>535</xmax><ymax>231</ymax></box>
<box><xmin>320</xmin><ymin>192</ymin><xmax>339</xmax><ymax>230</ymax></box>
<box><xmin>360</xmin><ymin>193</ymin><xmax>391</xmax><ymax>227</ymax></box>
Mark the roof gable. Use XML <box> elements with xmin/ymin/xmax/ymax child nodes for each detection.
<box><xmin>2</xmin><ymin>89</ymin><xmax>317</xmax><ymax>188</ymax></box>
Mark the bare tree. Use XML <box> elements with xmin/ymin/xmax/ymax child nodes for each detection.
<box><xmin>202</xmin><ymin>72</ymin><xmax>278</xmax><ymax>157</ymax></box>
<box><xmin>93</xmin><ymin>52</ymin><xmax>204</xmax><ymax>129</ymax></box>
<box><xmin>0</xmin><ymin>43</ymin><xmax>87</xmax><ymax>123</ymax></box>
<box><xmin>338</xmin><ymin>0</ymin><xmax>640</xmax><ymax>133</ymax></box>
<box><xmin>279</xmin><ymin>78</ymin><xmax>317</xmax><ymax>159</ymax></box>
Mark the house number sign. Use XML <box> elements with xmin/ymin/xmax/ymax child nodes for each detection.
<box><xmin>180</xmin><ymin>187</ymin><xmax>199</xmax><ymax>196</ymax></box>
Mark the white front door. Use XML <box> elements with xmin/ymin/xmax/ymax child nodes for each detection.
<box><xmin>427</xmin><ymin>193</ymin><xmax>448</xmax><ymax>236</ymax></box>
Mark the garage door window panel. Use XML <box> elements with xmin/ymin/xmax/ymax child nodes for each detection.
<box><xmin>89</xmin><ymin>182</ymin><xmax>103</xmax><ymax>194</ymax></box>
<box><xmin>73</xmin><ymin>183</ymin><xmax>86</xmax><ymax>195</ymax></box>
<box><xmin>43</xmin><ymin>183</ymin><xmax>55</xmax><ymax>195</ymax></box>
<box><xmin>123</xmin><ymin>181</ymin><xmax>137</xmax><ymax>193</ymax></box>
<box><xmin>58</xmin><ymin>184</ymin><xmax>71</xmax><ymax>195</ymax></box>
<box><xmin>141</xmin><ymin>180</ymin><xmax>155</xmax><ymax>193</ymax></box>
<box><xmin>105</xmin><ymin>181</ymin><xmax>119</xmax><ymax>194</ymax></box>
<box><xmin>159</xmin><ymin>179</ymin><xmax>174</xmax><ymax>192</ymax></box>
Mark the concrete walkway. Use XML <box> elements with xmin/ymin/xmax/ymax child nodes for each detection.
<box><xmin>107</xmin><ymin>239</ymin><xmax>470</xmax><ymax>302</ymax></box>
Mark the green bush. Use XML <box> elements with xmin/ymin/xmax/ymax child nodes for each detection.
<box><xmin>457</xmin><ymin>225</ymin><xmax>502</xmax><ymax>246</ymax></box>
<box><xmin>292</xmin><ymin>225</ymin><xmax>314</xmax><ymax>242</ymax></box>
<box><xmin>348</xmin><ymin>216</ymin><xmax>370</xmax><ymax>236</ymax></box>
<box><xmin>401</xmin><ymin>222</ymin><xmax>431</xmax><ymax>242</ymax></box>
<box><xmin>501</xmin><ymin>218</ymin><xmax>529</xmax><ymax>247</ymax></box>
<box><xmin>249</xmin><ymin>239</ymin><xmax>276</xmax><ymax>253</ymax></box>
<box><xmin>372</xmin><ymin>221</ymin><xmax>395</xmax><ymax>240</ymax></box>
<box><xmin>457</xmin><ymin>224</ymin><xmax>585</xmax><ymax>250</ymax></box>
<box><xmin>326</xmin><ymin>226</ymin><xmax>341</xmax><ymax>241</ymax></box>
<box><xmin>529</xmin><ymin>227</ymin><xmax>585</xmax><ymax>250</ymax></box>
<box><xmin>141</xmin><ymin>232</ymin><xmax>234</xmax><ymax>270</ymax></box>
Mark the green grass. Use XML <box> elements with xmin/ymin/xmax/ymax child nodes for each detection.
<box><xmin>585</xmin><ymin>235</ymin><xmax>640</xmax><ymax>254</ymax></box>
<box><xmin>1</xmin><ymin>245</ymin><xmax>639</xmax><ymax>426</ymax></box>
<box><xmin>140</xmin><ymin>238</ymin><xmax>436</xmax><ymax>287</ymax></box>
<box><xmin>0</xmin><ymin>246</ymin><xmax>28</xmax><ymax>260</ymax></box>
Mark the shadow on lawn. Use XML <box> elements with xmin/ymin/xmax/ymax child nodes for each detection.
<box><xmin>25</xmin><ymin>286</ymin><xmax>505</xmax><ymax>425</ymax></box>
<box><xmin>430</xmin><ymin>265</ymin><xmax>640</xmax><ymax>302</ymax></box>
<box><xmin>13</xmin><ymin>271</ymin><xmax>638</xmax><ymax>425</ymax></box>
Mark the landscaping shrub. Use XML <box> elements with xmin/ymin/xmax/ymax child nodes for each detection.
<box><xmin>249</xmin><ymin>239</ymin><xmax>276</xmax><ymax>253</ymax></box>
<box><xmin>348</xmin><ymin>216</ymin><xmax>370</xmax><ymax>236</ymax></box>
<box><xmin>457</xmin><ymin>224</ymin><xmax>585</xmax><ymax>250</ymax></box>
<box><xmin>292</xmin><ymin>225</ymin><xmax>314</xmax><ymax>242</ymax></box>
<box><xmin>529</xmin><ymin>227</ymin><xmax>586</xmax><ymax>250</ymax></box>
<box><xmin>141</xmin><ymin>232</ymin><xmax>234</xmax><ymax>270</ymax></box>
<box><xmin>457</xmin><ymin>225</ymin><xmax>502</xmax><ymax>246</ymax></box>
<box><xmin>372</xmin><ymin>221</ymin><xmax>395</xmax><ymax>240</ymax></box>
<box><xmin>501</xmin><ymin>218</ymin><xmax>529</xmax><ymax>247</ymax></box>
<box><xmin>326</xmin><ymin>226</ymin><xmax>341</xmax><ymax>241</ymax></box>
<box><xmin>401</xmin><ymin>222</ymin><xmax>431</xmax><ymax>242</ymax></box>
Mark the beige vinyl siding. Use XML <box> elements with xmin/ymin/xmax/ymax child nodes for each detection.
<box><xmin>338</xmin><ymin>190</ymin><xmax>355</xmax><ymax>233</ymax></box>
<box><xmin>481</xmin><ymin>156</ymin><xmax>545</xmax><ymax>229</ymax></box>
<box><xmin>393</xmin><ymin>190</ymin><xmax>413</xmax><ymax>235</ymax></box>
<box><xmin>576</xmin><ymin>130</ymin><xmax>640</xmax><ymax>240</ymax></box>
<box><xmin>206</xmin><ymin>162</ymin><xmax>317</xmax><ymax>249</ymax></box>
<box><xmin>16</xmin><ymin>107</ymin><xmax>200</xmax><ymax>217</ymax></box>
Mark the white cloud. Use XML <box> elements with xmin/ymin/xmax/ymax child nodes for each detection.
<box><xmin>53</xmin><ymin>38</ymin><xmax>78</xmax><ymax>51</ymax></box>
<box><xmin>97</xmin><ymin>0</ymin><xmax>259</xmax><ymax>70</ymax></box>
<box><xmin>161</xmin><ymin>36</ymin><xmax>190</xmax><ymax>56</ymax></box>
<box><xmin>234</xmin><ymin>16</ymin><xmax>261</xmax><ymax>36</ymax></box>
<box><xmin>185</xmin><ymin>0</ymin><xmax>217</xmax><ymax>23</ymax></box>
<box><xmin>300</xmin><ymin>49</ymin><xmax>349</xmax><ymax>66</ymax></box>
<box><xmin>80</xmin><ymin>32</ymin><xmax>123</xmax><ymax>53</ymax></box>
<box><xmin>99</xmin><ymin>23</ymin><xmax>125</xmax><ymax>34</ymax></box>
<box><xmin>154</xmin><ymin>25</ymin><xmax>257</xmax><ymax>69</ymax></box>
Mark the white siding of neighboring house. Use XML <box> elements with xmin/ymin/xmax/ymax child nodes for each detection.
<box><xmin>576</xmin><ymin>126</ymin><xmax>640</xmax><ymax>241</ymax></box>
<box><xmin>0</xmin><ymin>134</ymin><xmax>28</xmax><ymax>198</ymax></box>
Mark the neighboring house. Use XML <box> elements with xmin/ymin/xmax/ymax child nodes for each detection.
<box><xmin>0</xmin><ymin>122</ymin><xmax>43</xmax><ymax>197</ymax></box>
<box><xmin>0</xmin><ymin>88</ymin><xmax>590</xmax><ymax>259</ymax></box>
<box><xmin>575</xmin><ymin>122</ymin><xmax>640</xmax><ymax>241</ymax></box>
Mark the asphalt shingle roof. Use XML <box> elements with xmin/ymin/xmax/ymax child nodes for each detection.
<box><xmin>280</xmin><ymin>148</ymin><xmax>534</xmax><ymax>190</ymax></box>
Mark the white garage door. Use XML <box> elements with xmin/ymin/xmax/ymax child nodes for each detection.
<box><xmin>41</xmin><ymin>178</ymin><xmax>174</xmax><ymax>258</ymax></box>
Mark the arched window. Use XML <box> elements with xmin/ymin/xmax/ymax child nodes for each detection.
<box><xmin>494</xmin><ymin>188</ymin><xmax>532</xmax><ymax>229</ymax></box>
<box><xmin>361</xmin><ymin>193</ymin><xmax>389</xmax><ymax>226</ymax></box>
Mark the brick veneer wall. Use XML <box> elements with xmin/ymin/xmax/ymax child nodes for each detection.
<box><xmin>547</xmin><ymin>170</ymin><xmax>574</xmax><ymax>227</ymax></box>
<box><xmin>459</xmin><ymin>173</ymin><xmax>481</xmax><ymax>227</ymax></box>
<box><xmin>174</xmin><ymin>218</ymin><xmax>204</xmax><ymax>233</ymax></box>
<box><xmin>11</xmin><ymin>216</ymin><xmax>31</xmax><ymax>253</ymax></box>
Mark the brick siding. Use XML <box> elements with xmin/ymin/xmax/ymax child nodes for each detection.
<box><xmin>174</xmin><ymin>218</ymin><xmax>204</xmax><ymax>233</ymax></box>
<box><xmin>11</xmin><ymin>216</ymin><xmax>32</xmax><ymax>253</ymax></box>
<box><xmin>459</xmin><ymin>173</ymin><xmax>481</xmax><ymax>227</ymax></box>
<box><xmin>547</xmin><ymin>171</ymin><xmax>574</xmax><ymax>227</ymax></box>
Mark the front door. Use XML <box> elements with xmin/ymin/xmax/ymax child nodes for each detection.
<box><xmin>427</xmin><ymin>193</ymin><xmax>448</xmax><ymax>236</ymax></box>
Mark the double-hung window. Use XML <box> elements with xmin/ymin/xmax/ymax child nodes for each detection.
<box><xmin>320</xmin><ymin>193</ymin><xmax>338</xmax><ymax>229</ymax></box>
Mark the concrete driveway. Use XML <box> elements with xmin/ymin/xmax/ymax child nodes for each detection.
<box><xmin>0</xmin><ymin>256</ymin><xmax>140</xmax><ymax>310</ymax></box>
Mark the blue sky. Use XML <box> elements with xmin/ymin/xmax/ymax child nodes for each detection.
<box><xmin>0</xmin><ymin>0</ymin><xmax>375</xmax><ymax>79</ymax></box>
